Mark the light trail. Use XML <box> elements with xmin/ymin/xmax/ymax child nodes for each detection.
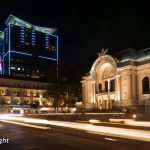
<box><xmin>89</xmin><ymin>119</ymin><xmax>101</xmax><ymax>123</ymax></box>
<box><xmin>110</xmin><ymin>118</ymin><xmax>150</xmax><ymax>127</ymax></box>
<box><xmin>105</xmin><ymin>137</ymin><xmax>118</xmax><ymax>141</ymax></box>
<box><xmin>125</xmin><ymin>120</ymin><xmax>150</xmax><ymax>127</ymax></box>
<box><xmin>0</xmin><ymin>120</ymin><xmax>50</xmax><ymax>130</ymax></box>
<box><xmin>109</xmin><ymin>118</ymin><xmax>135</xmax><ymax>123</ymax></box>
<box><xmin>1</xmin><ymin>115</ymin><xmax>150</xmax><ymax>142</ymax></box>
<box><xmin>27</xmin><ymin>112</ymin><xmax>125</xmax><ymax>116</ymax></box>
<box><xmin>0</xmin><ymin>114</ymin><xmax>23</xmax><ymax>117</ymax></box>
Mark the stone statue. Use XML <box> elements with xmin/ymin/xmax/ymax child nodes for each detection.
<box><xmin>85</xmin><ymin>72</ymin><xmax>90</xmax><ymax>77</ymax></box>
<box><xmin>97</xmin><ymin>48</ymin><xmax>108</xmax><ymax>57</ymax></box>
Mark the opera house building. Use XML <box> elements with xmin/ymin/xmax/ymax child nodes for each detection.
<box><xmin>81</xmin><ymin>48</ymin><xmax>150</xmax><ymax>112</ymax></box>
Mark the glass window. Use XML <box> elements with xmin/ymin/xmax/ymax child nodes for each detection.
<box><xmin>105</xmin><ymin>81</ymin><xmax>108</xmax><ymax>92</ymax></box>
<box><xmin>99</xmin><ymin>84</ymin><xmax>102</xmax><ymax>93</ymax></box>
<box><xmin>142</xmin><ymin>77</ymin><xmax>149</xmax><ymax>94</ymax></box>
<box><xmin>110</xmin><ymin>79</ymin><xmax>115</xmax><ymax>92</ymax></box>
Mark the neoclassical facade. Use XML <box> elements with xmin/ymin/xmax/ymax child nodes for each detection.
<box><xmin>81</xmin><ymin>48</ymin><xmax>150</xmax><ymax>112</ymax></box>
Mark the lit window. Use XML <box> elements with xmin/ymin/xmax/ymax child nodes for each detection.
<box><xmin>25</xmin><ymin>42</ymin><xmax>29</xmax><ymax>46</ymax></box>
<box><xmin>11</xmin><ymin>66</ymin><xmax>15</xmax><ymax>70</ymax></box>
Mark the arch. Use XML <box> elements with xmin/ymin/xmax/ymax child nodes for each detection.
<box><xmin>90</xmin><ymin>55</ymin><xmax>118</xmax><ymax>80</ymax></box>
<box><xmin>142</xmin><ymin>76</ymin><xmax>150</xmax><ymax>94</ymax></box>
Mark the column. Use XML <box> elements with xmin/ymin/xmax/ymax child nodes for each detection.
<box><xmin>107</xmin><ymin>79</ymin><xmax>110</xmax><ymax>109</ymax></box>
<box><xmin>115</xmin><ymin>75</ymin><xmax>120</xmax><ymax>101</ymax></box>
<box><xmin>81</xmin><ymin>76</ymin><xmax>96</xmax><ymax>110</ymax></box>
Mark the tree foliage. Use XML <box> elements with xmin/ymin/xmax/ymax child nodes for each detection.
<box><xmin>47</xmin><ymin>62</ymin><xmax>82</xmax><ymax>111</ymax></box>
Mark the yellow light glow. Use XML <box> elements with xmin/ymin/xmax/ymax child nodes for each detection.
<box><xmin>102</xmin><ymin>63</ymin><xmax>110</xmax><ymax>68</ymax></box>
<box><xmin>89</xmin><ymin>119</ymin><xmax>101</xmax><ymax>123</ymax></box>
<box><xmin>40</xmin><ymin>107</ymin><xmax>50</xmax><ymax>111</ymax></box>
<box><xmin>132</xmin><ymin>114</ymin><xmax>137</xmax><ymax>119</ymax></box>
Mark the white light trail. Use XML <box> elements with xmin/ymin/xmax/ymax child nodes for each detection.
<box><xmin>1</xmin><ymin>115</ymin><xmax>150</xmax><ymax>142</ymax></box>
<box><xmin>105</xmin><ymin>137</ymin><xmax>118</xmax><ymax>141</ymax></box>
<box><xmin>89</xmin><ymin>119</ymin><xmax>101</xmax><ymax>123</ymax></box>
<box><xmin>109</xmin><ymin>118</ymin><xmax>134</xmax><ymax>123</ymax></box>
<box><xmin>0</xmin><ymin>120</ymin><xmax>51</xmax><ymax>130</ymax></box>
<box><xmin>125</xmin><ymin>121</ymin><xmax>150</xmax><ymax>127</ymax></box>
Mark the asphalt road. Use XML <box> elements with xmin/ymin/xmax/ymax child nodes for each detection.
<box><xmin>0</xmin><ymin>122</ymin><xmax>149</xmax><ymax>150</ymax></box>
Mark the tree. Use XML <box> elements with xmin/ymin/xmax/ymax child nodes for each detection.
<box><xmin>47</xmin><ymin>81</ymin><xmax>63</xmax><ymax>113</ymax></box>
<box><xmin>58</xmin><ymin>62</ymin><xmax>82</xmax><ymax>106</ymax></box>
<box><xmin>47</xmin><ymin>62</ymin><xmax>63</xmax><ymax>113</ymax></box>
<box><xmin>47</xmin><ymin>61</ymin><xmax>82</xmax><ymax>112</ymax></box>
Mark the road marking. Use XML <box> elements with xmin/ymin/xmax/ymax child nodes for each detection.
<box><xmin>0</xmin><ymin>120</ymin><xmax>51</xmax><ymax>130</ymax></box>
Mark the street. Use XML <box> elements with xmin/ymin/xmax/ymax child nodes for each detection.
<box><xmin>0</xmin><ymin>121</ymin><xmax>150</xmax><ymax>150</ymax></box>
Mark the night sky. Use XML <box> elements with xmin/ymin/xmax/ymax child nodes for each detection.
<box><xmin>1</xmin><ymin>1</ymin><xmax>150</xmax><ymax>74</ymax></box>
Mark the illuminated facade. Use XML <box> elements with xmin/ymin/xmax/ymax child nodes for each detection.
<box><xmin>0</xmin><ymin>31</ymin><xmax>3</xmax><ymax>74</ymax></box>
<box><xmin>0</xmin><ymin>76</ymin><xmax>53</xmax><ymax>113</ymax></box>
<box><xmin>2</xmin><ymin>15</ymin><xmax>58</xmax><ymax>80</ymax></box>
<box><xmin>0</xmin><ymin>15</ymin><xmax>60</xmax><ymax>113</ymax></box>
<box><xmin>0</xmin><ymin>31</ymin><xmax>3</xmax><ymax>54</ymax></box>
<box><xmin>81</xmin><ymin>48</ymin><xmax>150</xmax><ymax>112</ymax></box>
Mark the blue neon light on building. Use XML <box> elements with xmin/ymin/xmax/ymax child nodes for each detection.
<box><xmin>2</xmin><ymin>15</ymin><xmax>59</xmax><ymax>79</ymax></box>
<box><xmin>0</xmin><ymin>31</ymin><xmax>4</xmax><ymax>74</ymax></box>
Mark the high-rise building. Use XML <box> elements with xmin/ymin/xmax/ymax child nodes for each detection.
<box><xmin>0</xmin><ymin>31</ymin><xmax>3</xmax><ymax>74</ymax></box>
<box><xmin>2</xmin><ymin>15</ymin><xmax>58</xmax><ymax>80</ymax></box>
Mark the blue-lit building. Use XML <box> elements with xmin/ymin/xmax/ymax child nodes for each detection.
<box><xmin>2</xmin><ymin>15</ymin><xmax>58</xmax><ymax>80</ymax></box>
<box><xmin>0</xmin><ymin>31</ymin><xmax>4</xmax><ymax>53</ymax></box>
<box><xmin>0</xmin><ymin>31</ymin><xmax>3</xmax><ymax>74</ymax></box>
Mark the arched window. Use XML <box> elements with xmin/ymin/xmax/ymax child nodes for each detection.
<box><xmin>105</xmin><ymin>81</ymin><xmax>108</xmax><ymax>92</ymax></box>
<box><xmin>99</xmin><ymin>84</ymin><xmax>102</xmax><ymax>93</ymax></box>
<box><xmin>142</xmin><ymin>77</ymin><xmax>149</xmax><ymax>94</ymax></box>
<box><xmin>110</xmin><ymin>79</ymin><xmax>115</xmax><ymax>92</ymax></box>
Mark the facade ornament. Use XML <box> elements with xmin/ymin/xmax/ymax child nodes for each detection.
<box><xmin>85</xmin><ymin>72</ymin><xmax>90</xmax><ymax>77</ymax></box>
<box><xmin>145</xmin><ymin>72</ymin><xmax>150</xmax><ymax>78</ymax></box>
<box><xmin>97</xmin><ymin>48</ymin><xmax>108</xmax><ymax>57</ymax></box>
